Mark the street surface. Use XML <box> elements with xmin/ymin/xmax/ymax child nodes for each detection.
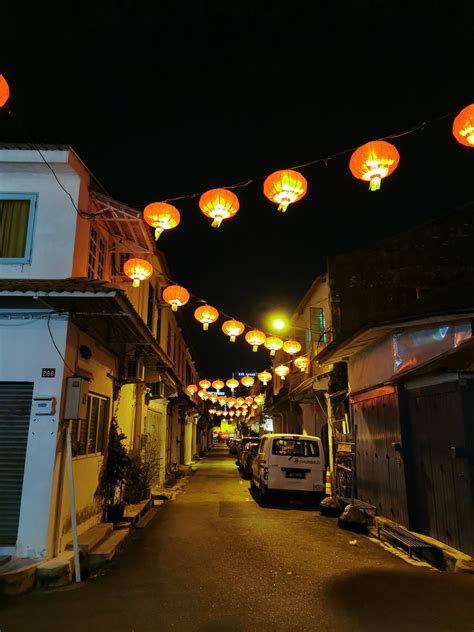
<box><xmin>1</xmin><ymin>445</ymin><xmax>473</xmax><ymax>631</ymax></box>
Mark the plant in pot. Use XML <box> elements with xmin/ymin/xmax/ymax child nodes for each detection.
<box><xmin>95</xmin><ymin>416</ymin><xmax>130</xmax><ymax>524</ymax></box>
<box><xmin>124</xmin><ymin>435</ymin><xmax>163</xmax><ymax>504</ymax></box>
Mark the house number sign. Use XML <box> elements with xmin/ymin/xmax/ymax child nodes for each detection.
<box><xmin>41</xmin><ymin>368</ymin><xmax>56</xmax><ymax>378</ymax></box>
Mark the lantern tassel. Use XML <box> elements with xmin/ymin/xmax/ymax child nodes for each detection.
<box><xmin>230</xmin><ymin>335</ymin><xmax>236</xmax><ymax>342</ymax></box>
<box><xmin>172</xmin><ymin>304</ymin><xmax>178</xmax><ymax>312</ymax></box>
<box><xmin>270</xmin><ymin>350</ymin><xmax>276</xmax><ymax>356</ymax></box>
<box><xmin>277</xmin><ymin>202</ymin><xmax>289</xmax><ymax>212</ymax></box>
<box><xmin>203</xmin><ymin>323</ymin><xmax>209</xmax><ymax>331</ymax></box>
<box><xmin>154</xmin><ymin>227</ymin><xmax>164</xmax><ymax>240</ymax></box>
<box><xmin>252</xmin><ymin>345</ymin><xmax>257</xmax><ymax>352</ymax></box>
<box><xmin>132</xmin><ymin>279</ymin><xmax>140</xmax><ymax>287</ymax></box>
<box><xmin>211</xmin><ymin>216</ymin><xmax>222</xmax><ymax>228</ymax></box>
<box><xmin>369</xmin><ymin>176</ymin><xmax>381</xmax><ymax>192</ymax></box>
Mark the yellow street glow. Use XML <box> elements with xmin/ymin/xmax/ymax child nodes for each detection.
<box><xmin>272</xmin><ymin>318</ymin><xmax>286</xmax><ymax>330</ymax></box>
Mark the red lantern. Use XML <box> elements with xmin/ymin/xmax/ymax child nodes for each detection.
<box><xmin>123</xmin><ymin>258</ymin><xmax>153</xmax><ymax>287</ymax></box>
<box><xmin>199</xmin><ymin>188</ymin><xmax>240</xmax><ymax>228</ymax></box>
<box><xmin>222</xmin><ymin>319</ymin><xmax>245</xmax><ymax>342</ymax></box>
<box><xmin>452</xmin><ymin>104</ymin><xmax>474</xmax><ymax>147</ymax></box>
<box><xmin>212</xmin><ymin>379</ymin><xmax>225</xmax><ymax>391</ymax></box>
<box><xmin>274</xmin><ymin>364</ymin><xmax>290</xmax><ymax>380</ymax></box>
<box><xmin>245</xmin><ymin>329</ymin><xmax>266</xmax><ymax>352</ymax></box>
<box><xmin>294</xmin><ymin>356</ymin><xmax>310</xmax><ymax>373</ymax></box>
<box><xmin>199</xmin><ymin>379</ymin><xmax>211</xmax><ymax>391</ymax></box>
<box><xmin>194</xmin><ymin>304</ymin><xmax>219</xmax><ymax>330</ymax></box>
<box><xmin>186</xmin><ymin>384</ymin><xmax>198</xmax><ymax>395</ymax></box>
<box><xmin>162</xmin><ymin>285</ymin><xmax>190</xmax><ymax>311</ymax></box>
<box><xmin>0</xmin><ymin>75</ymin><xmax>10</xmax><ymax>108</ymax></box>
<box><xmin>241</xmin><ymin>376</ymin><xmax>254</xmax><ymax>388</ymax></box>
<box><xmin>264</xmin><ymin>336</ymin><xmax>283</xmax><ymax>356</ymax></box>
<box><xmin>263</xmin><ymin>169</ymin><xmax>307</xmax><ymax>212</ymax></box>
<box><xmin>143</xmin><ymin>202</ymin><xmax>180</xmax><ymax>240</ymax></box>
<box><xmin>258</xmin><ymin>371</ymin><xmax>272</xmax><ymax>385</ymax></box>
<box><xmin>283</xmin><ymin>340</ymin><xmax>302</xmax><ymax>356</ymax></box>
<box><xmin>226</xmin><ymin>378</ymin><xmax>239</xmax><ymax>392</ymax></box>
<box><xmin>349</xmin><ymin>140</ymin><xmax>400</xmax><ymax>191</ymax></box>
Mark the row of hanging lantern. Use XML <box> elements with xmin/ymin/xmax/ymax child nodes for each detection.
<box><xmin>134</xmin><ymin>103</ymin><xmax>474</xmax><ymax>239</ymax></box>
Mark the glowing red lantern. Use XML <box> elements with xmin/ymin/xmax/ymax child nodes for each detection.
<box><xmin>349</xmin><ymin>140</ymin><xmax>400</xmax><ymax>191</ymax></box>
<box><xmin>274</xmin><ymin>364</ymin><xmax>290</xmax><ymax>380</ymax></box>
<box><xmin>263</xmin><ymin>169</ymin><xmax>307</xmax><ymax>212</ymax></box>
<box><xmin>0</xmin><ymin>75</ymin><xmax>10</xmax><ymax>108</ymax></box>
<box><xmin>245</xmin><ymin>329</ymin><xmax>266</xmax><ymax>352</ymax></box>
<box><xmin>241</xmin><ymin>376</ymin><xmax>254</xmax><ymax>388</ymax></box>
<box><xmin>123</xmin><ymin>258</ymin><xmax>153</xmax><ymax>287</ymax></box>
<box><xmin>283</xmin><ymin>340</ymin><xmax>302</xmax><ymax>356</ymax></box>
<box><xmin>222</xmin><ymin>319</ymin><xmax>245</xmax><ymax>342</ymax></box>
<box><xmin>199</xmin><ymin>188</ymin><xmax>240</xmax><ymax>228</ymax></box>
<box><xmin>199</xmin><ymin>379</ymin><xmax>211</xmax><ymax>391</ymax></box>
<box><xmin>227</xmin><ymin>397</ymin><xmax>236</xmax><ymax>408</ymax></box>
<box><xmin>452</xmin><ymin>104</ymin><xmax>474</xmax><ymax>147</ymax></box>
<box><xmin>258</xmin><ymin>371</ymin><xmax>272</xmax><ymax>385</ymax></box>
<box><xmin>194</xmin><ymin>304</ymin><xmax>219</xmax><ymax>330</ymax></box>
<box><xmin>162</xmin><ymin>285</ymin><xmax>190</xmax><ymax>311</ymax></box>
<box><xmin>212</xmin><ymin>379</ymin><xmax>225</xmax><ymax>391</ymax></box>
<box><xmin>264</xmin><ymin>336</ymin><xmax>283</xmax><ymax>356</ymax></box>
<box><xmin>294</xmin><ymin>356</ymin><xmax>310</xmax><ymax>373</ymax></box>
<box><xmin>143</xmin><ymin>202</ymin><xmax>180</xmax><ymax>240</ymax></box>
<box><xmin>186</xmin><ymin>384</ymin><xmax>198</xmax><ymax>395</ymax></box>
<box><xmin>226</xmin><ymin>378</ymin><xmax>239</xmax><ymax>392</ymax></box>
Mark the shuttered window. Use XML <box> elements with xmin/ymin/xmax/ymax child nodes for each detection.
<box><xmin>71</xmin><ymin>393</ymin><xmax>108</xmax><ymax>457</ymax></box>
<box><xmin>0</xmin><ymin>382</ymin><xmax>33</xmax><ymax>546</ymax></box>
<box><xmin>0</xmin><ymin>194</ymin><xmax>37</xmax><ymax>264</ymax></box>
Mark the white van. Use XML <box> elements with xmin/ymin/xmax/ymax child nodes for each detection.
<box><xmin>251</xmin><ymin>433</ymin><xmax>326</xmax><ymax>500</ymax></box>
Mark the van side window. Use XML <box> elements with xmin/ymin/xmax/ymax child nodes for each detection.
<box><xmin>272</xmin><ymin>439</ymin><xmax>320</xmax><ymax>457</ymax></box>
<box><xmin>259</xmin><ymin>438</ymin><xmax>267</xmax><ymax>454</ymax></box>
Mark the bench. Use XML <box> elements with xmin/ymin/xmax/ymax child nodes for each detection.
<box><xmin>377</xmin><ymin>523</ymin><xmax>436</xmax><ymax>559</ymax></box>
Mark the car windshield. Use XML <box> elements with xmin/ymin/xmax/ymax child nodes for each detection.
<box><xmin>271</xmin><ymin>439</ymin><xmax>319</xmax><ymax>457</ymax></box>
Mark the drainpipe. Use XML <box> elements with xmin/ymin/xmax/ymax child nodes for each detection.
<box><xmin>133</xmin><ymin>382</ymin><xmax>145</xmax><ymax>452</ymax></box>
<box><xmin>324</xmin><ymin>392</ymin><xmax>335</xmax><ymax>496</ymax></box>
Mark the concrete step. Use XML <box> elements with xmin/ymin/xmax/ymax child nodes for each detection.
<box><xmin>88</xmin><ymin>527</ymin><xmax>131</xmax><ymax>569</ymax></box>
<box><xmin>135</xmin><ymin>507</ymin><xmax>159</xmax><ymax>529</ymax></box>
<box><xmin>0</xmin><ymin>558</ymin><xmax>38</xmax><ymax>596</ymax></box>
<box><xmin>36</xmin><ymin>550</ymin><xmax>75</xmax><ymax>588</ymax></box>
<box><xmin>122</xmin><ymin>499</ymin><xmax>151</xmax><ymax>524</ymax></box>
<box><xmin>66</xmin><ymin>522</ymin><xmax>113</xmax><ymax>554</ymax></box>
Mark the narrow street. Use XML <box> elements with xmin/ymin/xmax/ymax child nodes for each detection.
<box><xmin>1</xmin><ymin>446</ymin><xmax>473</xmax><ymax>632</ymax></box>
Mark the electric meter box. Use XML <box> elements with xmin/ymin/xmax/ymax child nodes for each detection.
<box><xmin>64</xmin><ymin>376</ymin><xmax>89</xmax><ymax>420</ymax></box>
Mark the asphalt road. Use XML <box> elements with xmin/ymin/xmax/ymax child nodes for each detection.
<box><xmin>1</xmin><ymin>445</ymin><xmax>474</xmax><ymax>632</ymax></box>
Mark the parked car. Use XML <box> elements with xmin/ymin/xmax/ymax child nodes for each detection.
<box><xmin>236</xmin><ymin>436</ymin><xmax>260</xmax><ymax>468</ymax></box>
<box><xmin>251</xmin><ymin>433</ymin><xmax>326</xmax><ymax>502</ymax></box>
<box><xmin>240</xmin><ymin>439</ymin><xmax>260</xmax><ymax>479</ymax></box>
<box><xmin>228</xmin><ymin>438</ymin><xmax>240</xmax><ymax>455</ymax></box>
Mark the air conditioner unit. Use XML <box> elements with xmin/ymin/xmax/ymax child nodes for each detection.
<box><xmin>122</xmin><ymin>359</ymin><xmax>145</xmax><ymax>383</ymax></box>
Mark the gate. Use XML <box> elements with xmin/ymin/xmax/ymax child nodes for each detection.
<box><xmin>407</xmin><ymin>380</ymin><xmax>474</xmax><ymax>554</ymax></box>
<box><xmin>0</xmin><ymin>382</ymin><xmax>34</xmax><ymax>546</ymax></box>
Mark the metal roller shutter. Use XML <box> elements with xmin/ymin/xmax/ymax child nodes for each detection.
<box><xmin>0</xmin><ymin>382</ymin><xmax>33</xmax><ymax>546</ymax></box>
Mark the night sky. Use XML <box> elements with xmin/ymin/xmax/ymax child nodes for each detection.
<box><xmin>1</xmin><ymin>2</ymin><xmax>473</xmax><ymax>378</ymax></box>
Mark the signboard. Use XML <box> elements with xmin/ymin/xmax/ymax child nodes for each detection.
<box><xmin>42</xmin><ymin>368</ymin><xmax>56</xmax><ymax>378</ymax></box>
<box><xmin>235</xmin><ymin>372</ymin><xmax>257</xmax><ymax>377</ymax></box>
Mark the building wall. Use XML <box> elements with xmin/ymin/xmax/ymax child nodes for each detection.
<box><xmin>0</xmin><ymin>315</ymin><xmax>67</xmax><ymax>559</ymax></box>
<box><xmin>0</xmin><ymin>149</ymin><xmax>86</xmax><ymax>280</ymax></box>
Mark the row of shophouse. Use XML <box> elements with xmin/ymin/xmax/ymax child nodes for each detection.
<box><xmin>0</xmin><ymin>144</ymin><xmax>209</xmax><ymax>562</ymax></box>
<box><xmin>259</xmin><ymin>199</ymin><xmax>474</xmax><ymax>557</ymax></box>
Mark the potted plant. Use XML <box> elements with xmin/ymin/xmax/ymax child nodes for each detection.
<box><xmin>95</xmin><ymin>416</ymin><xmax>130</xmax><ymax>523</ymax></box>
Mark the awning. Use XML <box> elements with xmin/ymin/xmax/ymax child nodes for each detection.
<box><xmin>0</xmin><ymin>278</ymin><xmax>177</xmax><ymax>385</ymax></box>
<box><xmin>317</xmin><ymin>312</ymin><xmax>474</xmax><ymax>366</ymax></box>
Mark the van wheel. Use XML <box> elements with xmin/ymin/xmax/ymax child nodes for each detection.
<box><xmin>259</xmin><ymin>484</ymin><xmax>268</xmax><ymax>505</ymax></box>
<box><xmin>250</xmin><ymin>477</ymin><xmax>257</xmax><ymax>491</ymax></box>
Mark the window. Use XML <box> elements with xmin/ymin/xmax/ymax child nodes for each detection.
<box><xmin>310</xmin><ymin>307</ymin><xmax>326</xmax><ymax>345</ymax></box>
<box><xmin>155</xmin><ymin>283</ymin><xmax>162</xmax><ymax>341</ymax></box>
<box><xmin>71</xmin><ymin>393</ymin><xmax>108</xmax><ymax>456</ymax></box>
<box><xmin>0</xmin><ymin>193</ymin><xmax>37</xmax><ymax>263</ymax></box>
<box><xmin>119</xmin><ymin>252</ymin><xmax>131</xmax><ymax>273</ymax></box>
<box><xmin>87</xmin><ymin>226</ymin><xmax>106</xmax><ymax>279</ymax></box>
<box><xmin>272</xmin><ymin>438</ymin><xmax>320</xmax><ymax>457</ymax></box>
